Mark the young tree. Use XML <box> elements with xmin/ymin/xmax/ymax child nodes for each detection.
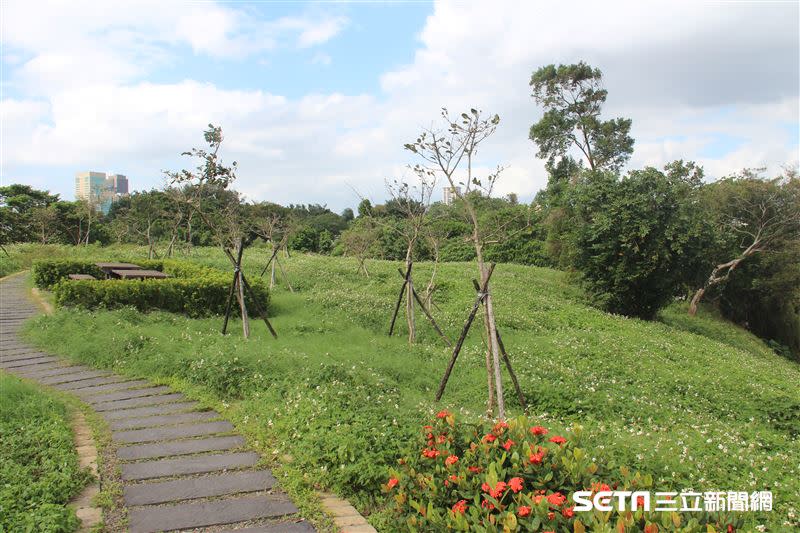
<box><xmin>529</xmin><ymin>61</ymin><xmax>633</xmax><ymax>173</ymax></box>
<box><xmin>166</xmin><ymin>124</ymin><xmax>259</xmax><ymax>337</ymax></box>
<box><xmin>688</xmin><ymin>169</ymin><xmax>800</xmax><ymax>316</ymax></box>
<box><xmin>340</xmin><ymin>217</ymin><xmax>379</xmax><ymax>277</ymax></box>
<box><xmin>405</xmin><ymin>107</ymin><xmax>509</xmax><ymax>419</ymax></box>
<box><xmin>385</xmin><ymin>176</ymin><xmax>436</xmax><ymax>343</ymax></box>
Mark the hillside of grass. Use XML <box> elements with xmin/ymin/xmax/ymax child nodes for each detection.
<box><xmin>0</xmin><ymin>373</ymin><xmax>92</xmax><ymax>533</ymax></box>
<box><xmin>8</xmin><ymin>244</ymin><xmax>800</xmax><ymax>530</ymax></box>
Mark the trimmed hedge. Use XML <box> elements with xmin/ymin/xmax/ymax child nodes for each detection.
<box><xmin>35</xmin><ymin>259</ymin><xmax>269</xmax><ymax>317</ymax></box>
<box><xmin>32</xmin><ymin>259</ymin><xmax>163</xmax><ymax>289</ymax></box>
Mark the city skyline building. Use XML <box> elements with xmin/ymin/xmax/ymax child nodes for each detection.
<box><xmin>74</xmin><ymin>171</ymin><xmax>129</xmax><ymax>214</ymax></box>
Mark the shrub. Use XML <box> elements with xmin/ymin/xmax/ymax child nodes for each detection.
<box><xmin>38</xmin><ymin>259</ymin><xmax>269</xmax><ymax>317</ymax></box>
<box><xmin>387</xmin><ymin>414</ymin><xmax>745</xmax><ymax>532</ymax></box>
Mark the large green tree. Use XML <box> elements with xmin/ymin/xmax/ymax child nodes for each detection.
<box><xmin>529</xmin><ymin>62</ymin><xmax>634</xmax><ymax>172</ymax></box>
<box><xmin>571</xmin><ymin>163</ymin><xmax>707</xmax><ymax>319</ymax></box>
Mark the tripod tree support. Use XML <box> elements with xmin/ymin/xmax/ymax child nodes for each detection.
<box><xmin>222</xmin><ymin>243</ymin><xmax>246</xmax><ymax>335</ymax></box>
<box><xmin>221</xmin><ymin>244</ymin><xmax>278</xmax><ymax>339</ymax></box>
<box><xmin>397</xmin><ymin>268</ymin><xmax>452</xmax><ymax>347</ymax></box>
<box><xmin>471</xmin><ymin>280</ymin><xmax>526</xmax><ymax>409</ymax></box>
<box><xmin>435</xmin><ymin>263</ymin><xmax>495</xmax><ymax>401</ymax></box>
<box><xmin>388</xmin><ymin>262</ymin><xmax>413</xmax><ymax>336</ymax></box>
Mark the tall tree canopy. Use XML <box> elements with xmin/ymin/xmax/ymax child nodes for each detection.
<box><xmin>530</xmin><ymin>61</ymin><xmax>634</xmax><ymax>172</ymax></box>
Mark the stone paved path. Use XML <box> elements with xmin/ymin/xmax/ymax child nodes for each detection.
<box><xmin>0</xmin><ymin>274</ymin><xmax>315</xmax><ymax>533</ymax></box>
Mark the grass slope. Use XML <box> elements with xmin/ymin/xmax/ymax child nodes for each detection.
<box><xmin>0</xmin><ymin>373</ymin><xmax>92</xmax><ymax>532</ymax></box>
<box><xmin>9</xmin><ymin>244</ymin><xmax>800</xmax><ymax>530</ymax></box>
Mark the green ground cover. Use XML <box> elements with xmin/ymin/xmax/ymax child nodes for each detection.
<box><xmin>0</xmin><ymin>373</ymin><xmax>92</xmax><ymax>532</ymax></box>
<box><xmin>5</xmin><ymin>244</ymin><xmax>799</xmax><ymax>530</ymax></box>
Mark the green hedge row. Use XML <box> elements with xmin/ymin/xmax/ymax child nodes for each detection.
<box><xmin>34</xmin><ymin>260</ymin><xmax>269</xmax><ymax>317</ymax></box>
<box><xmin>32</xmin><ymin>259</ymin><xmax>163</xmax><ymax>288</ymax></box>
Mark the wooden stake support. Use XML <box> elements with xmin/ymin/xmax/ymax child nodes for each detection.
<box><xmin>387</xmin><ymin>262</ymin><xmax>451</xmax><ymax>347</ymax></box>
<box><xmin>221</xmin><ymin>242</ymin><xmax>278</xmax><ymax>339</ymax></box>
<box><xmin>435</xmin><ymin>264</ymin><xmax>525</xmax><ymax>408</ymax></box>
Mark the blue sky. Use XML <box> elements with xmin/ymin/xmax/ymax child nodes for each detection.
<box><xmin>2</xmin><ymin>1</ymin><xmax>798</xmax><ymax>211</ymax></box>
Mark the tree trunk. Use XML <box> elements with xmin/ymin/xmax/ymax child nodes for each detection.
<box><xmin>406</xmin><ymin>277</ymin><xmax>416</xmax><ymax>344</ymax></box>
<box><xmin>484</xmin><ymin>287</ymin><xmax>506</xmax><ymax>420</ymax></box>
<box><xmin>688</xmin><ymin>246</ymin><xmax>758</xmax><ymax>316</ymax></box>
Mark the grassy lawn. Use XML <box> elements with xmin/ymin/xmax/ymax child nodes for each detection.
<box><xmin>6</xmin><ymin>244</ymin><xmax>799</xmax><ymax>530</ymax></box>
<box><xmin>0</xmin><ymin>373</ymin><xmax>93</xmax><ymax>532</ymax></box>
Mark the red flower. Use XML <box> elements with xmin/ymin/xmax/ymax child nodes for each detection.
<box><xmin>492</xmin><ymin>421</ymin><xmax>509</xmax><ymax>434</ymax></box>
<box><xmin>590</xmin><ymin>482</ymin><xmax>611</xmax><ymax>493</ymax></box>
<box><xmin>445</xmin><ymin>455</ymin><xmax>459</xmax><ymax>466</ymax></box>
<box><xmin>547</xmin><ymin>512</ymin><xmax>555</xmax><ymax>520</ymax></box>
<box><xmin>483</xmin><ymin>481</ymin><xmax>507</xmax><ymax>499</ymax></box>
<box><xmin>530</xmin><ymin>425</ymin><xmax>548</xmax><ymax>435</ymax></box>
<box><xmin>517</xmin><ymin>505</ymin><xmax>531</xmax><ymax>517</ymax></box>
<box><xmin>548</xmin><ymin>435</ymin><xmax>566</xmax><ymax>445</ymax></box>
<box><xmin>436</xmin><ymin>410</ymin><xmax>450</xmax><ymax>419</ymax></box>
<box><xmin>387</xmin><ymin>477</ymin><xmax>399</xmax><ymax>489</ymax></box>
<box><xmin>468</xmin><ymin>466</ymin><xmax>482</xmax><ymax>474</ymax></box>
<box><xmin>727</xmin><ymin>526</ymin><xmax>735</xmax><ymax>533</ymax></box>
<box><xmin>452</xmin><ymin>499</ymin><xmax>468</xmax><ymax>514</ymax></box>
<box><xmin>534</xmin><ymin>495</ymin><xmax>544</xmax><ymax>504</ymax></box>
<box><xmin>637</xmin><ymin>495</ymin><xmax>645</xmax><ymax>508</ymax></box>
<box><xmin>529</xmin><ymin>451</ymin><xmax>544</xmax><ymax>465</ymax></box>
<box><xmin>448</xmin><ymin>474</ymin><xmax>458</xmax><ymax>483</ymax></box>
<box><xmin>562</xmin><ymin>506</ymin><xmax>575</xmax><ymax>518</ymax></box>
<box><xmin>483</xmin><ymin>433</ymin><xmax>497</xmax><ymax>443</ymax></box>
<box><xmin>503</xmin><ymin>439</ymin><xmax>515</xmax><ymax>451</ymax></box>
<box><xmin>481</xmin><ymin>499</ymin><xmax>495</xmax><ymax>510</ymax></box>
<box><xmin>643</xmin><ymin>525</ymin><xmax>659</xmax><ymax>533</ymax></box>
<box><xmin>422</xmin><ymin>448</ymin><xmax>440</xmax><ymax>459</ymax></box>
<box><xmin>546</xmin><ymin>492</ymin><xmax>566</xmax><ymax>506</ymax></box>
<box><xmin>508</xmin><ymin>477</ymin><xmax>524</xmax><ymax>493</ymax></box>
<box><xmin>436</xmin><ymin>434</ymin><xmax>448</xmax><ymax>444</ymax></box>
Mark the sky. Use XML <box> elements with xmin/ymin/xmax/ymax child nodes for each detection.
<box><xmin>2</xmin><ymin>0</ymin><xmax>798</xmax><ymax>212</ymax></box>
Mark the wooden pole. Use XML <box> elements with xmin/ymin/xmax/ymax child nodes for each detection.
<box><xmin>240</xmin><ymin>273</ymin><xmax>278</xmax><ymax>339</ymax></box>
<box><xmin>435</xmin><ymin>264</ymin><xmax>495</xmax><ymax>401</ymax></box>
<box><xmin>222</xmin><ymin>244</ymin><xmax>245</xmax><ymax>335</ymax></box>
<box><xmin>471</xmin><ymin>278</ymin><xmax>523</xmax><ymax>410</ymax></box>
<box><xmin>259</xmin><ymin>244</ymin><xmax>281</xmax><ymax>277</ymax></box>
<box><xmin>388</xmin><ymin>262</ymin><xmax>413</xmax><ymax>336</ymax></box>
<box><xmin>398</xmin><ymin>268</ymin><xmax>452</xmax><ymax>347</ymax></box>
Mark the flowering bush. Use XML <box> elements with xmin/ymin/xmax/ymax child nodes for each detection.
<box><xmin>387</xmin><ymin>413</ymin><xmax>746</xmax><ymax>532</ymax></box>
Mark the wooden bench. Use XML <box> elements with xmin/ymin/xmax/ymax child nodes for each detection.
<box><xmin>110</xmin><ymin>269</ymin><xmax>170</xmax><ymax>280</ymax></box>
<box><xmin>68</xmin><ymin>274</ymin><xmax>97</xmax><ymax>280</ymax></box>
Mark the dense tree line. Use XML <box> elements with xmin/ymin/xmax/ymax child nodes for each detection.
<box><xmin>2</xmin><ymin>61</ymin><xmax>797</xmax><ymax>358</ymax></box>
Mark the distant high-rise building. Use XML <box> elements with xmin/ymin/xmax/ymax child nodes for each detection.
<box><xmin>75</xmin><ymin>171</ymin><xmax>129</xmax><ymax>214</ymax></box>
<box><xmin>443</xmin><ymin>186</ymin><xmax>461</xmax><ymax>206</ymax></box>
<box><xmin>107</xmin><ymin>174</ymin><xmax>128</xmax><ymax>195</ymax></box>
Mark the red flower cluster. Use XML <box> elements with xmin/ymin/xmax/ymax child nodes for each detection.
<box><xmin>549</xmin><ymin>435</ymin><xmax>566</xmax><ymax>445</ymax></box>
<box><xmin>508</xmin><ymin>477</ymin><xmax>524</xmax><ymax>493</ymax></box>
<box><xmin>530</xmin><ymin>425</ymin><xmax>548</xmax><ymax>435</ymax></box>
<box><xmin>436</xmin><ymin>410</ymin><xmax>451</xmax><ymax>419</ymax></box>
<box><xmin>387</xmin><ymin>477</ymin><xmax>399</xmax><ymax>489</ymax></box>
<box><xmin>452</xmin><ymin>499</ymin><xmax>468</xmax><ymax>514</ymax></box>
<box><xmin>422</xmin><ymin>448</ymin><xmax>440</xmax><ymax>459</ymax></box>
<box><xmin>483</xmin><ymin>433</ymin><xmax>497</xmax><ymax>443</ymax></box>
<box><xmin>481</xmin><ymin>481</ymin><xmax>507</xmax><ymax>499</ymax></box>
<box><xmin>445</xmin><ymin>455</ymin><xmax>459</xmax><ymax>466</ymax></box>
<box><xmin>502</xmin><ymin>439</ymin><xmax>515</xmax><ymax>451</ymax></box>
<box><xmin>517</xmin><ymin>505</ymin><xmax>531</xmax><ymax>517</ymax></box>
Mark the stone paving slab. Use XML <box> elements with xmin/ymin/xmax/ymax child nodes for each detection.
<box><xmin>101</xmin><ymin>401</ymin><xmax>200</xmax><ymax>420</ymax></box>
<box><xmin>53</xmin><ymin>376</ymin><xmax>131</xmax><ymax>391</ymax></box>
<box><xmin>113</xmin><ymin>420</ymin><xmax>235</xmax><ymax>444</ymax></box>
<box><xmin>121</xmin><ymin>451</ymin><xmax>260</xmax><ymax>481</ymax></box>
<box><xmin>9</xmin><ymin>362</ymin><xmax>66</xmax><ymax>374</ymax></box>
<box><xmin>72</xmin><ymin>379</ymin><xmax>152</xmax><ymax>397</ymax></box>
<box><xmin>127</xmin><ymin>494</ymin><xmax>298</xmax><ymax>533</ymax></box>
<box><xmin>0</xmin><ymin>349</ymin><xmax>44</xmax><ymax>359</ymax></box>
<box><xmin>15</xmin><ymin>364</ymin><xmax>89</xmax><ymax>379</ymax></box>
<box><xmin>0</xmin><ymin>355</ymin><xmax>60</xmax><ymax>368</ymax></box>
<box><xmin>117</xmin><ymin>435</ymin><xmax>246</xmax><ymax>461</ymax></box>
<box><xmin>88</xmin><ymin>385</ymin><xmax>172</xmax><ymax>404</ymax></box>
<box><xmin>109</xmin><ymin>410</ymin><xmax>221</xmax><ymax>431</ymax></box>
<box><xmin>123</xmin><ymin>470</ymin><xmax>276</xmax><ymax>506</ymax></box>
<box><xmin>39</xmin><ymin>369</ymin><xmax>110</xmax><ymax>385</ymax></box>
<box><xmin>93</xmin><ymin>392</ymin><xmax>186</xmax><ymax>412</ymax></box>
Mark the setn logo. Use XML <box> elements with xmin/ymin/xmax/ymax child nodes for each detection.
<box><xmin>573</xmin><ymin>491</ymin><xmax>651</xmax><ymax>512</ymax></box>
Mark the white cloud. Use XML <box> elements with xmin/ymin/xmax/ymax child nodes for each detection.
<box><xmin>1</xmin><ymin>0</ymin><xmax>797</xmax><ymax>209</ymax></box>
